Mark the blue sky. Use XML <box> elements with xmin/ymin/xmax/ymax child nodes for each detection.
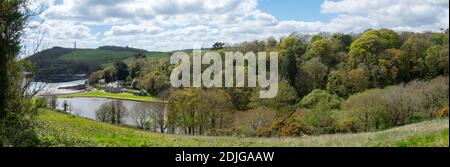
<box><xmin>258</xmin><ymin>0</ymin><xmax>334</xmax><ymax>22</ymax></box>
<box><xmin>23</xmin><ymin>0</ymin><xmax>449</xmax><ymax>52</ymax></box>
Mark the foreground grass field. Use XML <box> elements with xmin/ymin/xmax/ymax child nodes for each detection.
<box><xmin>59</xmin><ymin>90</ymin><xmax>161</xmax><ymax>102</ymax></box>
<box><xmin>37</xmin><ymin>110</ymin><xmax>449</xmax><ymax>147</ymax></box>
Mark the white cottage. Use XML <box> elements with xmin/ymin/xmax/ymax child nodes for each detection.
<box><xmin>105</xmin><ymin>81</ymin><xmax>125</xmax><ymax>93</ymax></box>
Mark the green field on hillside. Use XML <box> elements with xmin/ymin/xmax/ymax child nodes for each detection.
<box><xmin>58</xmin><ymin>49</ymin><xmax>136</xmax><ymax>65</ymax></box>
<box><xmin>37</xmin><ymin>110</ymin><xmax>449</xmax><ymax>147</ymax></box>
<box><xmin>59</xmin><ymin>90</ymin><xmax>161</xmax><ymax>102</ymax></box>
<box><xmin>146</xmin><ymin>51</ymin><xmax>170</xmax><ymax>60</ymax></box>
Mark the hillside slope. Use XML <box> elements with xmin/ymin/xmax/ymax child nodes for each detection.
<box><xmin>26</xmin><ymin>46</ymin><xmax>167</xmax><ymax>82</ymax></box>
<box><xmin>37</xmin><ymin>110</ymin><xmax>449</xmax><ymax>147</ymax></box>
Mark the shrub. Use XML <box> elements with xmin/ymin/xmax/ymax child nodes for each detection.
<box><xmin>343</xmin><ymin>89</ymin><xmax>388</xmax><ymax>132</ymax></box>
<box><xmin>435</xmin><ymin>107</ymin><xmax>449</xmax><ymax>117</ymax></box>
<box><xmin>270</xmin><ymin>116</ymin><xmax>304</xmax><ymax>137</ymax></box>
<box><xmin>342</xmin><ymin>76</ymin><xmax>449</xmax><ymax>132</ymax></box>
<box><xmin>301</xmin><ymin>100</ymin><xmax>337</xmax><ymax>134</ymax></box>
<box><xmin>299</xmin><ymin>89</ymin><xmax>343</xmax><ymax>109</ymax></box>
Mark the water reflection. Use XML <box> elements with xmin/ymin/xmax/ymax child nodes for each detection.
<box><xmin>56</xmin><ymin>97</ymin><xmax>156</xmax><ymax>126</ymax></box>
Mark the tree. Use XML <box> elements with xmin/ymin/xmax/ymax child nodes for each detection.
<box><xmin>212</xmin><ymin>42</ymin><xmax>225</xmax><ymax>50</ymax></box>
<box><xmin>301</xmin><ymin>100</ymin><xmax>337</xmax><ymax>134</ymax></box>
<box><xmin>88</xmin><ymin>70</ymin><xmax>103</xmax><ymax>85</ymax></box>
<box><xmin>130</xmin><ymin>103</ymin><xmax>152</xmax><ymax>129</ymax></box>
<box><xmin>63</xmin><ymin>100</ymin><xmax>69</xmax><ymax>112</ymax></box>
<box><xmin>141</xmin><ymin>71</ymin><xmax>171</xmax><ymax>96</ymax></box>
<box><xmin>247</xmin><ymin>107</ymin><xmax>275</xmax><ymax>132</ymax></box>
<box><xmin>326</xmin><ymin>69</ymin><xmax>348</xmax><ymax>98</ymax></box>
<box><xmin>348</xmin><ymin>29</ymin><xmax>400</xmax><ymax>68</ymax></box>
<box><xmin>226</xmin><ymin>87</ymin><xmax>253</xmax><ymax>110</ymax></box>
<box><xmin>326</xmin><ymin>66</ymin><xmax>368</xmax><ymax>98</ymax></box>
<box><xmin>343</xmin><ymin>89</ymin><xmax>388</xmax><ymax>132</ymax></box>
<box><xmin>301</xmin><ymin>58</ymin><xmax>328</xmax><ymax>89</ymax></box>
<box><xmin>310</xmin><ymin>34</ymin><xmax>325</xmax><ymax>44</ymax></box>
<box><xmin>111</xmin><ymin>100</ymin><xmax>127</xmax><ymax>124</ymax></box>
<box><xmin>95</xmin><ymin>100</ymin><xmax>128</xmax><ymax>125</ymax></box>
<box><xmin>96</xmin><ymin>103</ymin><xmax>112</xmax><ymax>123</ymax></box>
<box><xmin>425</xmin><ymin>45</ymin><xmax>448</xmax><ymax>77</ymax></box>
<box><xmin>279</xmin><ymin>35</ymin><xmax>305</xmax><ymax>83</ymax></box>
<box><xmin>114</xmin><ymin>61</ymin><xmax>129</xmax><ymax>81</ymax></box>
<box><xmin>347</xmin><ymin>67</ymin><xmax>369</xmax><ymax>95</ymax></box>
<box><xmin>331</xmin><ymin>33</ymin><xmax>353</xmax><ymax>52</ymax></box>
<box><xmin>266</xmin><ymin>37</ymin><xmax>278</xmax><ymax>48</ymax></box>
<box><xmin>295</xmin><ymin>67</ymin><xmax>314</xmax><ymax>98</ymax></box>
<box><xmin>300</xmin><ymin>89</ymin><xmax>342</xmax><ymax>109</ymax></box>
<box><xmin>382</xmin><ymin>86</ymin><xmax>416</xmax><ymax>126</ymax></box>
<box><xmin>305</xmin><ymin>39</ymin><xmax>336</xmax><ymax>67</ymax></box>
<box><xmin>251</xmin><ymin>79</ymin><xmax>298</xmax><ymax>117</ymax></box>
<box><xmin>201</xmin><ymin>89</ymin><xmax>234</xmax><ymax>132</ymax></box>
<box><xmin>400</xmin><ymin>34</ymin><xmax>432</xmax><ymax>80</ymax></box>
<box><xmin>380</xmin><ymin>48</ymin><xmax>407</xmax><ymax>83</ymax></box>
<box><xmin>149</xmin><ymin>103</ymin><xmax>167</xmax><ymax>133</ymax></box>
<box><xmin>167</xmin><ymin>89</ymin><xmax>202</xmax><ymax>135</ymax></box>
<box><xmin>238</xmin><ymin>40</ymin><xmax>266</xmax><ymax>53</ymax></box>
<box><xmin>167</xmin><ymin>88</ymin><xmax>235</xmax><ymax>135</ymax></box>
<box><xmin>48</xmin><ymin>95</ymin><xmax>58</xmax><ymax>110</ymax></box>
<box><xmin>1</xmin><ymin>0</ymin><xmax>43</xmax><ymax>146</ymax></box>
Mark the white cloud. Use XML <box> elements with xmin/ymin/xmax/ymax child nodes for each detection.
<box><xmin>25</xmin><ymin>0</ymin><xmax>449</xmax><ymax>52</ymax></box>
<box><xmin>321</xmin><ymin>0</ymin><xmax>449</xmax><ymax>31</ymax></box>
<box><xmin>105</xmin><ymin>24</ymin><xmax>163</xmax><ymax>36</ymax></box>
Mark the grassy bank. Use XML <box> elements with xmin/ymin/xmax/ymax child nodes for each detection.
<box><xmin>58</xmin><ymin>90</ymin><xmax>161</xmax><ymax>102</ymax></box>
<box><xmin>37</xmin><ymin>110</ymin><xmax>449</xmax><ymax>147</ymax></box>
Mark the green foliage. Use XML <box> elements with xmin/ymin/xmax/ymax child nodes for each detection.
<box><xmin>301</xmin><ymin>58</ymin><xmax>328</xmax><ymax>89</ymax></box>
<box><xmin>394</xmin><ymin>129</ymin><xmax>449</xmax><ymax>147</ymax></box>
<box><xmin>167</xmin><ymin>88</ymin><xmax>235</xmax><ymax>135</ymax></box>
<box><xmin>343</xmin><ymin>76</ymin><xmax>449</xmax><ymax>132</ymax></box>
<box><xmin>326</xmin><ymin>67</ymin><xmax>369</xmax><ymax>98</ymax></box>
<box><xmin>266</xmin><ymin>37</ymin><xmax>278</xmax><ymax>48</ymax></box>
<box><xmin>141</xmin><ymin>71</ymin><xmax>170</xmax><ymax>96</ymax></box>
<box><xmin>305</xmin><ymin>39</ymin><xmax>336</xmax><ymax>66</ymax></box>
<box><xmin>226</xmin><ymin>88</ymin><xmax>253</xmax><ymax>110</ymax></box>
<box><xmin>349</xmin><ymin>29</ymin><xmax>400</xmax><ymax>67</ymax></box>
<box><xmin>280</xmin><ymin>35</ymin><xmax>300</xmax><ymax>50</ymax></box>
<box><xmin>425</xmin><ymin>45</ymin><xmax>449</xmax><ymax>77</ymax></box>
<box><xmin>1</xmin><ymin>0</ymin><xmax>41</xmax><ymax>146</ymax></box>
<box><xmin>343</xmin><ymin>89</ymin><xmax>388</xmax><ymax>132</ymax></box>
<box><xmin>331</xmin><ymin>33</ymin><xmax>353</xmax><ymax>52</ymax></box>
<box><xmin>113</xmin><ymin>61</ymin><xmax>129</xmax><ymax>81</ymax></box>
<box><xmin>299</xmin><ymin>89</ymin><xmax>342</xmax><ymax>109</ymax></box>
<box><xmin>95</xmin><ymin>100</ymin><xmax>128</xmax><ymax>124</ymax></box>
<box><xmin>301</xmin><ymin>101</ymin><xmax>337</xmax><ymax>134</ymax></box>
<box><xmin>310</xmin><ymin>34</ymin><xmax>325</xmax><ymax>44</ymax></box>
<box><xmin>400</xmin><ymin>34</ymin><xmax>433</xmax><ymax>80</ymax></box>
<box><xmin>251</xmin><ymin>80</ymin><xmax>298</xmax><ymax>117</ymax></box>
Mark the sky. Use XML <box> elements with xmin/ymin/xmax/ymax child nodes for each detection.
<box><xmin>22</xmin><ymin>0</ymin><xmax>449</xmax><ymax>54</ymax></box>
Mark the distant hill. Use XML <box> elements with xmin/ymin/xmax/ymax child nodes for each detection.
<box><xmin>97</xmin><ymin>46</ymin><xmax>148</xmax><ymax>54</ymax></box>
<box><xmin>26</xmin><ymin>46</ymin><xmax>168</xmax><ymax>82</ymax></box>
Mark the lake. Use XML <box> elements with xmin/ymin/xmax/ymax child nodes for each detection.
<box><xmin>55</xmin><ymin>97</ymin><xmax>156</xmax><ymax>126</ymax></box>
<box><xmin>30</xmin><ymin>79</ymin><xmax>87</xmax><ymax>95</ymax></box>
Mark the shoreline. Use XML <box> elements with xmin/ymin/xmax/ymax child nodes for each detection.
<box><xmin>58</xmin><ymin>90</ymin><xmax>165</xmax><ymax>103</ymax></box>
